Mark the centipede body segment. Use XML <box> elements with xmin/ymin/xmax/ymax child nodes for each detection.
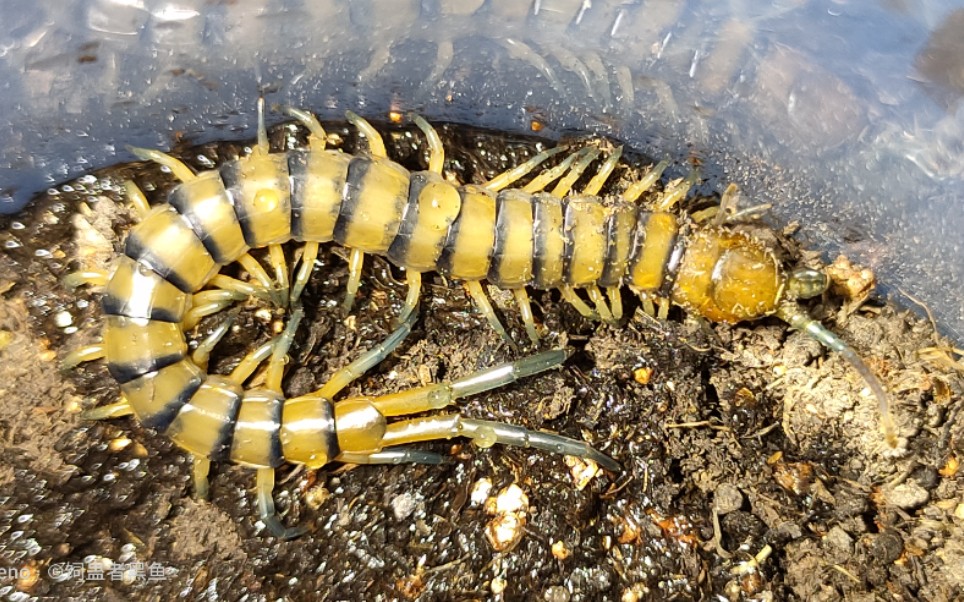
<box><xmin>65</xmin><ymin>101</ymin><xmax>898</xmax><ymax>538</ymax></box>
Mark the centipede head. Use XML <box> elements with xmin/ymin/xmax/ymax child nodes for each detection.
<box><xmin>670</xmin><ymin>227</ymin><xmax>786</xmax><ymax>323</ymax></box>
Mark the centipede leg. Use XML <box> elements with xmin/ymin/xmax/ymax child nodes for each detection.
<box><xmin>287</xmin><ymin>107</ymin><xmax>329</xmax><ymax>149</ymax></box>
<box><xmin>483</xmin><ymin>146</ymin><xmax>568</xmax><ymax>192</ymax></box>
<box><xmin>464</xmin><ymin>281</ymin><xmax>516</xmax><ymax>349</ymax></box>
<box><xmin>192</xmin><ymin>310</ymin><xmax>238</xmax><ymax>369</ymax></box>
<box><xmin>290</xmin><ymin>242</ymin><xmax>319</xmax><ymax>306</ymax></box>
<box><xmin>268</xmin><ymin>244</ymin><xmax>290</xmax><ymax>307</ymax></box>
<box><xmin>621</xmin><ymin>160</ymin><xmax>669</xmax><ymax>203</ymax></box>
<box><xmin>550</xmin><ymin>147</ymin><xmax>601</xmax><ymax>197</ymax></box>
<box><xmin>210</xmin><ymin>274</ymin><xmax>273</xmax><ymax>303</ymax></box>
<box><xmin>410</xmin><ymin>114</ymin><xmax>444</xmax><ymax>174</ymax></box>
<box><xmin>265</xmin><ymin>306</ymin><xmax>305</xmax><ymax>393</ymax></box>
<box><xmin>313</xmin><ymin>307</ymin><xmax>417</xmax><ymax>399</ymax></box>
<box><xmin>124</xmin><ymin>181</ymin><xmax>151</xmax><ymax>220</ymax></box>
<box><xmin>345</xmin><ymin>110</ymin><xmax>388</xmax><ymax>158</ymax></box>
<box><xmin>582</xmin><ymin>146</ymin><xmax>623</xmax><ymax>196</ymax></box>
<box><xmin>256</xmin><ymin>467</ymin><xmax>307</xmax><ymax>539</ymax></box>
<box><xmin>655</xmin><ymin>169</ymin><xmax>700</xmax><ymax>212</ymax></box>
<box><xmin>606</xmin><ymin>287</ymin><xmax>624</xmax><ymax>321</ymax></box>
<box><xmin>63</xmin><ymin>270</ymin><xmax>109</xmax><ymax>289</ymax></box>
<box><xmin>193</xmin><ymin>456</ymin><xmax>211</xmax><ymax>500</ymax></box>
<box><xmin>238</xmin><ymin>253</ymin><xmax>282</xmax><ymax>306</ymax></box>
<box><xmin>228</xmin><ymin>338</ymin><xmax>277</xmax><ymax>384</ymax></box>
<box><xmin>523</xmin><ymin>147</ymin><xmax>597</xmax><ymax>194</ymax></box>
<box><xmin>343</xmin><ymin>248</ymin><xmax>365</xmax><ymax>314</ymax></box>
<box><xmin>126</xmin><ymin>146</ymin><xmax>197</xmax><ymax>183</ymax></box>
<box><xmin>656</xmin><ymin>297</ymin><xmax>671</xmax><ymax>320</ymax></box>
<box><xmin>587</xmin><ymin>286</ymin><xmax>614</xmax><ymax>323</ymax></box>
<box><xmin>81</xmin><ymin>399</ymin><xmax>134</xmax><ymax>421</ymax></box>
<box><xmin>62</xmin><ymin>344</ymin><xmax>106</xmax><ymax>370</ymax></box>
<box><xmin>560</xmin><ymin>286</ymin><xmax>599</xmax><ymax>320</ymax></box>
<box><xmin>398</xmin><ymin>271</ymin><xmax>421</xmax><ymax>327</ymax></box>
<box><xmin>338</xmin><ymin>450</ymin><xmax>445</xmax><ymax>465</ymax></box>
<box><xmin>183</xmin><ymin>289</ymin><xmax>247</xmax><ymax>330</ymax></box>
<box><xmin>512</xmin><ymin>288</ymin><xmax>540</xmax><ymax>345</ymax></box>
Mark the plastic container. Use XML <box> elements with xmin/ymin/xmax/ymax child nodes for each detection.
<box><xmin>1</xmin><ymin>0</ymin><xmax>961</xmax><ymax>337</ymax></box>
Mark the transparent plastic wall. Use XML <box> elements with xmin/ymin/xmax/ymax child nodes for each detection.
<box><xmin>1</xmin><ymin>0</ymin><xmax>962</xmax><ymax>338</ymax></box>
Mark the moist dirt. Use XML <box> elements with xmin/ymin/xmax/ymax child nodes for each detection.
<box><xmin>0</xmin><ymin>122</ymin><xmax>962</xmax><ymax>601</ymax></box>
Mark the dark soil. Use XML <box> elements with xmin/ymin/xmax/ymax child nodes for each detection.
<box><xmin>0</xmin><ymin>120</ymin><xmax>962</xmax><ymax>601</ymax></box>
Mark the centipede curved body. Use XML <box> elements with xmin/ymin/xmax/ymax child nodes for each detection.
<box><xmin>69</xmin><ymin>105</ymin><xmax>896</xmax><ymax>537</ymax></box>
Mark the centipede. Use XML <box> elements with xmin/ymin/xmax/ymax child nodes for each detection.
<box><xmin>63</xmin><ymin>99</ymin><xmax>899</xmax><ymax>539</ymax></box>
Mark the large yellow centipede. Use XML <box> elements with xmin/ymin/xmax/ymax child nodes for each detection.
<box><xmin>65</xmin><ymin>100</ymin><xmax>897</xmax><ymax>538</ymax></box>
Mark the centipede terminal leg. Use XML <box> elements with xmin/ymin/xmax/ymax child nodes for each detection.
<box><xmin>368</xmin><ymin>349</ymin><xmax>568</xmax><ymax>419</ymax></box>
<box><xmin>338</xmin><ymin>449</ymin><xmax>446</xmax><ymax>465</ymax></box>
<box><xmin>379</xmin><ymin>414</ymin><xmax>619</xmax><ymax>472</ymax></box>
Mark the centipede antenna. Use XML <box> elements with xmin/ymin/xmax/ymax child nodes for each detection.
<box><xmin>776</xmin><ymin>303</ymin><xmax>898</xmax><ymax>448</ymax></box>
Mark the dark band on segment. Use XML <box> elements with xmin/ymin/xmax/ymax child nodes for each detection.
<box><xmin>386</xmin><ymin>171</ymin><xmax>430</xmax><ymax>266</ymax></box>
<box><xmin>599</xmin><ymin>202</ymin><xmax>638</xmax><ymax>287</ymax></box>
<box><xmin>120</xmin><ymin>360</ymin><xmax>205</xmax><ymax>431</ymax></box>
